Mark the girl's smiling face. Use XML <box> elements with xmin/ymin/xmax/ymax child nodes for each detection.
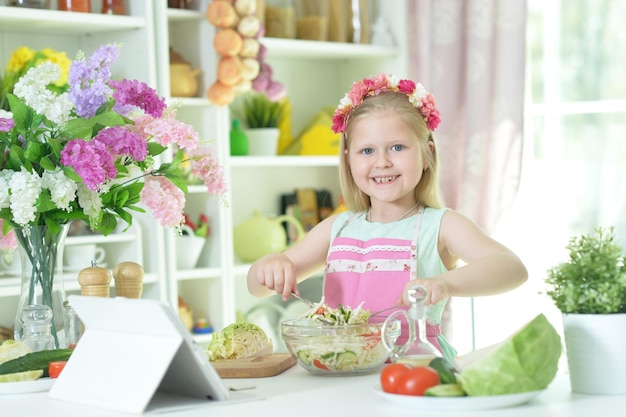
<box><xmin>347</xmin><ymin>109</ymin><xmax>428</xmax><ymax>209</ymax></box>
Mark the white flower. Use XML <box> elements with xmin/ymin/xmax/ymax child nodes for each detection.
<box><xmin>0</xmin><ymin>171</ymin><xmax>10</xmax><ymax>209</ymax></box>
<box><xmin>0</xmin><ymin>110</ymin><xmax>12</xmax><ymax>119</ymax></box>
<box><xmin>338</xmin><ymin>94</ymin><xmax>353</xmax><ymax>109</ymax></box>
<box><xmin>76</xmin><ymin>183</ymin><xmax>103</xmax><ymax>227</ymax></box>
<box><xmin>386</xmin><ymin>73</ymin><xmax>401</xmax><ymax>88</ymax></box>
<box><xmin>13</xmin><ymin>63</ymin><xmax>73</xmax><ymax>125</ymax></box>
<box><xmin>42</xmin><ymin>167</ymin><xmax>77</xmax><ymax>212</ymax></box>
<box><xmin>8</xmin><ymin>168</ymin><xmax>41</xmax><ymax>226</ymax></box>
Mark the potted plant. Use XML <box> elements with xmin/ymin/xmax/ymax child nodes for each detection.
<box><xmin>545</xmin><ymin>226</ymin><xmax>626</xmax><ymax>395</ymax></box>
<box><xmin>233</xmin><ymin>92</ymin><xmax>286</xmax><ymax>156</ymax></box>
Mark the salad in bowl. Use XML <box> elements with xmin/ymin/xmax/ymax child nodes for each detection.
<box><xmin>281</xmin><ymin>299</ymin><xmax>398</xmax><ymax>375</ymax></box>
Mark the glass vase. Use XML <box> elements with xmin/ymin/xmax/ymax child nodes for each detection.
<box><xmin>13</xmin><ymin>223</ymin><xmax>70</xmax><ymax>349</ymax></box>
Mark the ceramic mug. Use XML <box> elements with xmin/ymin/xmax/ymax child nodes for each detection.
<box><xmin>64</xmin><ymin>244</ymin><xmax>106</xmax><ymax>270</ymax></box>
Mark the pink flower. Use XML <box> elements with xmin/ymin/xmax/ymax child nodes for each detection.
<box><xmin>110</xmin><ymin>79</ymin><xmax>166</xmax><ymax>118</ymax></box>
<box><xmin>60</xmin><ymin>139</ymin><xmax>117</xmax><ymax>191</ymax></box>
<box><xmin>140</xmin><ymin>176</ymin><xmax>186</xmax><ymax>228</ymax></box>
<box><xmin>0</xmin><ymin>220</ymin><xmax>17</xmax><ymax>252</ymax></box>
<box><xmin>133</xmin><ymin>111</ymin><xmax>199</xmax><ymax>150</ymax></box>
<box><xmin>187</xmin><ymin>145</ymin><xmax>228</xmax><ymax>196</ymax></box>
<box><xmin>426</xmin><ymin>109</ymin><xmax>441</xmax><ymax>131</ymax></box>
<box><xmin>398</xmin><ymin>79</ymin><xmax>416</xmax><ymax>95</ymax></box>
<box><xmin>95</xmin><ymin>126</ymin><xmax>147</xmax><ymax>161</ymax></box>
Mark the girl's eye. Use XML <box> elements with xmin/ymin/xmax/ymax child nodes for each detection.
<box><xmin>361</xmin><ymin>148</ymin><xmax>374</xmax><ymax>155</ymax></box>
<box><xmin>391</xmin><ymin>144</ymin><xmax>404</xmax><ymax>151</ymax></box>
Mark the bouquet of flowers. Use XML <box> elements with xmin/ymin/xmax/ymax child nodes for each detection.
<box><xmin>0</xmin><ymin>43</ymin><xmax>226</xmax><ymax>347</ymax></box>
<box><xmin>0</xmin><ymin>42</ymin><xmax>226</xmax><ymax>236</ymax></box>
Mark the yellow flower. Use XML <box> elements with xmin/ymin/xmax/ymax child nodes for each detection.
<box><xmin>5</xmin><ymin>46</ymin><xmax>35</xmax><ymax>73</ymax></box>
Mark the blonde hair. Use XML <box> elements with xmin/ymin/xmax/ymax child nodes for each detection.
<box><xmin>338</xmin><ymin>91</ymin><xmax>445</xmax><ymax>212</ymax></box>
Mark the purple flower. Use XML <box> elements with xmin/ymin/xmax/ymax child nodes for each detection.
<box><xmin>0</xmin><ymin>117</ymin><xmax>14</xmax><ymax>132</ymax></box>
<box><xmin>68</xmin><ymin>44</ymin><xmax>120</xmax><ymax>118</ymax></box>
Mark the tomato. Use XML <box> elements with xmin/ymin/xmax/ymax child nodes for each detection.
<box><xmin>48</xmin><ymin>361</ymin><xmax>68</xmax><ymax>379</ymax></box>
<box><xmin>380</xmin><ymin>363</ymin><xmax>411</xmax><ymax>394</ymax></box>
<box><xmin>396</xmin><ymin>366</ymin><xmax>440</xmax><ymax>396</ymax></box>
<box><xmin>313</xmin><ymin>359</ymin><xmax>329</xmax><ymax>370</ymax></box>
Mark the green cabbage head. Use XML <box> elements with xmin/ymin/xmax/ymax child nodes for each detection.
<box><xmin>207</xmin><ymin>322</ymin><xmax>273</xmax><ymax>361</ymax></box>
<box><xmin>455</xmin><ymin>314</ymin><xmax>561</xmax><ymax>396</ymax></box>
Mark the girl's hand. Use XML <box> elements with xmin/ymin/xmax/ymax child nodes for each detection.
<box><xmin>399</xmin><ymin>277</ymin><xmax>450</xmax><ymax>306</ymax></box>
<box><xmin>248</xmin><ymin>252</ymin><xmax>299</xmax><ymax>301</ymax></box>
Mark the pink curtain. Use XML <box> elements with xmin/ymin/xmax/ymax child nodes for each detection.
<box><xmin>407</xmin><ymin>0</ymin><xmax>527</xmax><ymax>234</ymax></box>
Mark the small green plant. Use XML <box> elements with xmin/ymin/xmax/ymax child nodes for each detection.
<box><xmin>545</xmin><ymin>227</ymin><xmax>626</xmax><ymax>314</ymax></box>
<box><xmin>237</xmin><ymin>92</ymin><xmax>286</xmax><ymax>128</ymax></box>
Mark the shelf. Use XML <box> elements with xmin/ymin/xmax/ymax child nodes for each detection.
<box><xmin>0</xmin><ymin>6</ymin><xmax>145</xmax><ymax>34</ymax></box>
<box><xmin>65</xmin><ymin>233</ymin><xmax>137</xmax><ymax>246</ymax></box>
<box><xmin>0</xmin><ymin>272</ymin><xmax>160</xmax><ymax>297</ymax></box>
<box><xmin>262</xmin><ymin>37</ymin><xmax>398</xmax><ymax>60</ymax></box>
<box><xmin>229</xmin><ymin>155</ymin><xmax>339</xmax><ymax>167</ymax></box>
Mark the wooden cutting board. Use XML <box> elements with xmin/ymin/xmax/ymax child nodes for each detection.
<box><xmin>211</xmin><ymin>353</ymin><xmax>297</xmax><ymax>378</ymax></box>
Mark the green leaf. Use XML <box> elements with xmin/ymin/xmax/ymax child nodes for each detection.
<box><xmin>148</xmin><ymin>142</ymin><xmax>167</xmax><ymax>156</ymax></box>
<box><xmin>24</xmin><ymin>140</ymin><xmax>47</xmax><ymax>164</ymax></box>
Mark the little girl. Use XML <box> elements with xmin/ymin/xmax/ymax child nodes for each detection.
<box><xmin>247</xmin><ymin>73</ymin><xmax>528</xmax><ymax>359</ymax></box>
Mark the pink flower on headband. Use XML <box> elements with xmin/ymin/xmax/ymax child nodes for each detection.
<box><xmin>332</xmin><ymin>73</ymin><xmax>441</xmax><ymax>134</ymax></box>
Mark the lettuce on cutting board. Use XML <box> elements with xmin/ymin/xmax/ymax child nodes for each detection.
<box><xmin>207</xmin><ymin>322</ymin><xmax>273</xmax><ymax>361</ymax></box>
<box><xmin>455</xmin><ymin>314</ymin><xmax>562</xmax><ymax>396</ymax></box>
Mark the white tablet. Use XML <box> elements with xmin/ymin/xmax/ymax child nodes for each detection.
<box><xmin>49</xmin><ymin>295</ymin><xmax>231</xmax><ymax>414</ymax></box>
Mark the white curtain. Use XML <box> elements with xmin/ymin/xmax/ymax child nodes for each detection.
<box><xmin>407</xmin><ymin>0</ymin><xmax>527</xmax><ymax>234</ymax></box>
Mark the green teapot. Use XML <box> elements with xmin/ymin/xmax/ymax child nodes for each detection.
<box><xmin>233</xmin><ymin>211</ymin><xmax>305</xmax><ymax>262</ymax></box>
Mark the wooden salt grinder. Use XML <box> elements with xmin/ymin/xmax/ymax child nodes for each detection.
<box><xmin>78</xmin><ymin>262</ymin><xmax>112</xmax><ymax>297</ymax></box>
<box><xmin>113</xmin><ymin>261</ymin><xmax>144</xmax><ymax>298</ymax></box>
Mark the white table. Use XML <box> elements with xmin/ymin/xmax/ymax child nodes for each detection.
<box><xmin>1</xmin><ymin>367</ymin><xmax>624</xmax><ymax>416</ymax></box>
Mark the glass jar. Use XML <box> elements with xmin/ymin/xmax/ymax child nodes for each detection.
<box><xmin>328</xmin><ymin>0</ymin><xmax>348</xmax><ymax>42</ymax></box>
<box><xmin>20</xmin><ymin>305</ymin><xmax>55</xmax><ymax>352</ymax></box>
<box><xmin>6</xmin><ymin>0</ymin><xmax>50</xmax><ymax>8</ymax></box>
<box><xmin>265</xmin><ymin>0</ymin><xmax>296</xmax><ymax>39</ymax></box>
<box><xmin>295</xmin><ymin>0</ymin><xmax>328</xmax><ymax>41</ymax></box>
<box><xmin>101</xmin><ymin>0</ymin><xmax>126</xmax><ymax>15</ymax></box>
<box><xmin>58</xmin><ymin>0</ymin><xmax>91</xmax><ymax>12</ymax></box>
<box><xmin>347</xmin><ymin>0</ymin><xmax>371</xmax><ymax>44</ymax></box>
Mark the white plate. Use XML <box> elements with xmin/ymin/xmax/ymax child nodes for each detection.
<box><xmin>373</xmin><ymin>386</ymin><xmax>544</xmax><ymax>411</ymax></box>
<box><xmin>0</xmin><ymin>378</ymin><xmax>55</xmax><ymax>395</ymax></box>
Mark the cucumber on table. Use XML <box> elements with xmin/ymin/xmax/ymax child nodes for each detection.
<box><xmin>0</xmin><ymin>349</ymin><xmax>73</xmax><ymax>377</ymax></box>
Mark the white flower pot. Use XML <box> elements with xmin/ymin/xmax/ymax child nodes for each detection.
<box><xmin>176</xmin><ymin>235</ymin><xmax>206</xmax><ymax>270</ymax></box>
<box><xmin>245</xmin><ymin>128</ymin><xmax>280</xmax><ymax>156</ymax></box>
<box><xmin>562</xmin><ymin>313</ymin><xmax>626</xmax><ymax>395</ymax></box>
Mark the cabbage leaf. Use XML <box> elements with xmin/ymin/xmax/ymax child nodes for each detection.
<box><xmin>206</xmin><ymin>322</ymin><xmax>273</xmax><ymax>361</ymax></box>
<box><xmin>455</xmin><ymin>314</ymin><xmax>561</xmax><ymax>396</ymax></box>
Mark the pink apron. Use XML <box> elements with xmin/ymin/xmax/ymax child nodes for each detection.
<box><xmin>323</xmin><ymin>207</ymin><xmax>443</xmax><ymax>351</ymax></box>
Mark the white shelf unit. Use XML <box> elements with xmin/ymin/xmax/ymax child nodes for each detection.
<box><xmin>150</xmin><ymin>1</ymin><xmax>409</xmax><ymax>334</ymax></box>
<box><xmin>0</xmin><ymin>1</ymin><xmax>167</xmax><ymax>328</ymax></box>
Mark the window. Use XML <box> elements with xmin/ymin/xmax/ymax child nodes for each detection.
<box><xmin>467</xmin><ymin>0</ymin><xmax>626</xmax><ymax>352</ymax></box>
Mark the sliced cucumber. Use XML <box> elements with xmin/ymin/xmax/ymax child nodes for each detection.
<box><xmin>429</xmin><ymin>357</ymin><xmax>457</xmax><ymax>384</ymax></box>
<box><xmin>424</xmin><ymin>383</ymin><xmax>467</xmax><ymax>397</ymax></box>
<box><xmin>0</xmin><ymin>369</ymin><xmax>44</xmax><ymax>383</ymax></box>
<box><xmin>296</xmin><ymin>350</ymin><xmax>313</xmax><ymax>366</ymax></box>
<box><xmin>335</xmin><ymin>350</ymin><xmax>358</xmax><ymax>369</ymax></box>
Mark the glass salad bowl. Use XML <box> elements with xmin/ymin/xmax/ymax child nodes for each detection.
<box><xmin>281</xmin><ymin>319</ymin><xmax>391</xmax><ymax>376</ymax></box>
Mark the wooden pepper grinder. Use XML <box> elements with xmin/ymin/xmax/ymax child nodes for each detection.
<box><xmin>113</xmin><ymin>262</ymin><xmax>144</xmax><ymax>298</ymax></box>
<box><xmin>78</xmin><ymin>261</ymin><xmax>112</xmax><ymax>297</ymax></box>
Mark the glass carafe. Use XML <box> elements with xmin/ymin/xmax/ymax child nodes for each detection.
<box><xmin>382</xmin><ymin>285</ymin><xmax>442</xmax><ymax>366</ymax></box>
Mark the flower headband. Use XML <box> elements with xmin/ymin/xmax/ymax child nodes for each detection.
<box><xmin>331</xmin><ymin>73</ymin><xmax>441</xmax><ymax>134</ymax></box>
